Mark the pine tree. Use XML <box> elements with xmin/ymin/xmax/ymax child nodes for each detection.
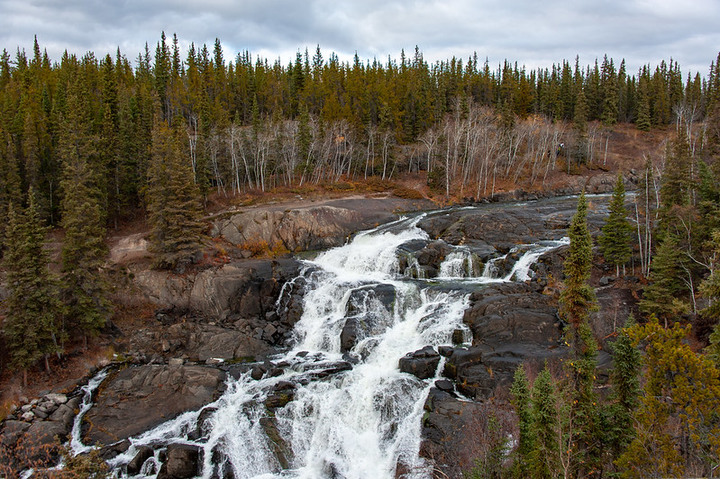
<box><xmin>620</xmin><ymin>317</ymin><xmax>720</xmax><ymax>477</ymax></box>
<box><xmin>530</xmin><ymin>366</ymin><xmax>559</xmax><ymax>479</ymax></box>
<box><xmin>559</xmin><ymin>191</ymin><xmax>597</xmax><ymax>327</ymax></box>
<box><xmin>598</xmin><ymin>174</ymin><xmax>633</xmax><ymax>276</ymax></box>
<box><xmin>605</xmin><ymin>315</ymin><xmax>641</xmax><ymax>463</ymax></box>
<box><xmin>146</xmin><ymin>119</ymin><xmax>205</xmax><ymax>270</ymax></box>
<box><xmin>510</xmin><ymin>364</ymin><xmax>535</xmax><ymax>476</ymax></box>
<box><xmin>2</xmin><ymin>189</ymin><xmax>64</xmax><ymax>385</ymax></box>
<box><xmin>60</xmin><ymin>153</ymin><xmax>111</xmax><ymax>347</ymax></box>
<box><xmin>639</xmin><ymin>233</ymin><xmax>689</xmax><ymax>324</ymax></box>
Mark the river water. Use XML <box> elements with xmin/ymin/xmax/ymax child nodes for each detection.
<box><xmin>95</xmin><ymin>212</ymin><xmax>568</xmax><ymax>478</ymax></box>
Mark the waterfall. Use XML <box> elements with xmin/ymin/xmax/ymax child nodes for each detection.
<box><xmin>70</xmin><ymin>368</ymin><xmax>109</xmax><ymax>455</ymax></box>
<box><xmin>104</xmin><ymin>216</ymin><xmax>567</xmax><ymax>478</ymax></box>
<box><xmin>436</xmin><ymin>238</ymin><xmax>569</xmax><ymax>283</ymax></box>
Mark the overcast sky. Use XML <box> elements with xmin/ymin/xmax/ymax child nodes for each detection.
<box><xmin>2</xmin><ymin>0</ymin><xmax>719</xmax><ymax>77</ymax></box>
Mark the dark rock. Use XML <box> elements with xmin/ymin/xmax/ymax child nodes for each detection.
<box><xmin>260</xmin><ymin>417</ymin><xmax>291</xmax><ymax>469</ymax></box>
<box><xmin>251</xmin><ymin>363</ymin><xmax>270</xmax><ymax>380</ymax></box>
<box><xmin>399</xmin><ymin>346</ymin><xmax>441</xmax><ymax>380</ymax></box>
<box><xmin>451</xmin><ymin>329</ymin><xmax>465</xmax><ymax>345</ymax></box>
<box><xmin>434</xmin><ymin>379</ymin><xmax>455</xmax><ymax>392</ymax></box>
<box><xmin>0</xmin><ymin>420</ymin><xmax>30</xmax><ymax>446</ymax></box>
<box><xmin>99</xmin><ymin>439</ymin><xmax>131</xmax><ymax>461</ymax></box>
<box><xmin>265</xmin><ymin>381</ymin><xmax>296</xmax><ymax>409</ymax></box>
<box><xmin>164</xmin><ymin>443</ymin><xmax>201</xmax><ymax>478</ymax></box>
<box><xmin>340</xmin><ymin>318</ymin><xmax>360</xmax><ymax>352</ymax></box>
<box><xmin>26</xmin><ymin>420</ymin><xmax>68</xmax><ymax>445</ymax></box>
<box><xmin>346</xmin><ymin>284</ymin><xmax>396</xmax><ymax>316</ymax></box>
<box><xmin>127</xmin><ymin>445</ymin><xmax>155</xmax><ymax>475</ymax></box>
<box><xmin>420</xmin><ymin>390</ymin><xmax>489</xmax><ymax>478</ymax></box>
<box><xmin>437</xmin><ymin>345</ymin><xmax>454</xmax><ymax>357</ymax></box>
<box><xmin>83</xmin><ymin>364</ymin><xmax>225</xmax><ymax>446</ymax></box>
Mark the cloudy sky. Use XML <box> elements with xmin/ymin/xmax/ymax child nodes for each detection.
<box><xmin>2</xmin><ymin>0</ymin><xmax>719</xmax><ymax>77</ymax></box>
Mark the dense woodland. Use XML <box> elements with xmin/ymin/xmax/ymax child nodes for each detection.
<box><xmin>2</xmin><ymin>33</ymin><xmax>720</xmax><ymax>477</ymax></box>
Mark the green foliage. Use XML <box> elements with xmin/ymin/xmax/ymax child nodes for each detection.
<box><xmin>605</xmin><ymin>315</ymin><xmax>642</xmax><ymax>462</ymax></box>
<box><xmin>2</xmin><ymin>189</ymin><xmax>64</xmax><ymax>375</ymax></box>
<box><xmin>530</xmin><ymin>366</ymin><xmax>560</xmax><ymax>479</ymax></box>
<box><xmin>619</xmin><ymin>317</ymin><xmax>720</xmax><ymax>477</ymax></box>
<box><xmin>638</xmin><ymin>233</ymin><xmax>689</xmax><ymax>322</ymax></box>
<box><xmin>559</xmin><ymin>191</ymin><xmax>597</xmax><ymax>327</ymax></box>
<box><xmin>59</xmin><ymin>130</ymin><xmax>112</xmax><ymax>342</ymax></box>
<box><xmin>146</xmin><ymin>119</ymin><xmax>205</xmax><ymax>270</ymax></box>
<box><xmin>509</xmin><ymin>365</ymin><xmax>534</xmax><ymax>477</ymax></box>
<box><xmin>599</xmin><ymin>174</ymin><xmax>633</xmax><ymax>275</ymax></box>
<box><xmin>701</xmin><ymin>231</ymin><xmax>720</xmax><ymax>327</ymax></box>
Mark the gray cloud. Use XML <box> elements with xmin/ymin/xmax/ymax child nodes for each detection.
<box><xmin>0</xmin><ymin>0</ymin><xmax>717</xmax><ymax>76</ymax></box>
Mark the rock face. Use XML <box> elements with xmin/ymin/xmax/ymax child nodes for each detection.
<box><xmin>82</xmin><ymin>364</ymin><xmax>225</xmax><ymax>446</ymax></box>
<box><xmin>135</xmin><ymin>259</ymin><xmax>301</xmax><ymax>321</ymax></box>
<box><xmin>399</xmin><ymin>346</ymin><xmax>441</xmax><ymax>380</ymax></box>
<box><xmin>0</xmin><ymin>391</ymin><xmax>82</xmax><ymax>473</ymax></box>
<box><xmin>211</xmin><ymin>197</ymin><xmax>434</xmax><ymax>252</ymax></box>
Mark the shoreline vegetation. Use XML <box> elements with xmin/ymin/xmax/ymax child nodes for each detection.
<box><xmin>1</xmin><ymin>34</ymin><xmax>720</xmax><ymax>476</ymax></box>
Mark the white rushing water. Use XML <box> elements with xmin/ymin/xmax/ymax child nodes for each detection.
<box><xmin>437</xmin><ymin>238</ymin><xmax>570</xmax><ymax>283</ymax></box>
<box><xmin>102</xmin><ymin>215</ymin><xmax>568</xmax><ymax>479</ymax></box>
<box><xmin>70</xmin><ymin>368</ymin><xmax>109</xmax><ymax>455</ymax></box>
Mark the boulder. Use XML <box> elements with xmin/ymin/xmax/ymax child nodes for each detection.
<box><xmin>127</xmin><ymin>445</ymin><xmax>155</xmax><ymax>475</ymax></box>
<box><xmin>26</xmin><ymin>420</ymin><xmax>68</xmax><ymax>445</ymax></box>
<box><xmin>420</xmin><ymin>388</ymin><xmax>489</xmax><ymax>478</ymax></box>
<box><xmin>160</xmin><ymin>443</ymin><xmax>201</xmax><ymax>479</ymax></box>
<box><xmin>399</xmin><ymin>346</ymin><xmax>441</xmax><ymax>380</ymax></box>
<box><xmin>212</xmin><ymin>197</ymin><xmax>433</xmax><ymax>253</ymax></box>
<box><xmin>82</xmin><ymin>364</ymin><xmax>225</xmax><ymax>446</ymax></box>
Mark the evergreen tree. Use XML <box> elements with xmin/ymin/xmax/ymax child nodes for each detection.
<box><xmin>598</xmin><ymin>174</ymin><xmax>633</xmax><ymax>276</ymax></box>
<box><xmin>572</xmin><ymin>89</ymin><xmax>589</xmax><ymax>165</ymax></box>
<box><xmin>701</xmin><ymin>231</ymin><xmax>720</xmax><ymax>336</ymax></box>
<box><xmin>638</xmin><ymin>233</ymin><xmax>689</xmax><ymax>324</ymax></box>
<box><xmin>2</xmin><ymin>189</ymin><xmax>64</xmax><ymax>385</ymax></box>
<box><xmin>620</xmin><ymin>317</ymin><xmax>720</xmax><ymax>477</ymax></box>
<box><xmin>559</xmin><ymin>191</ymin><xmax>602</xmax><ymax>476</ymax></box>
<box><xmin>559</xmin><ymin>191</ymin><xmax>597</xmax><ymax>327</ymax></box>
<box><xmin>605</xmin><ymin>315</ymin><xmax>641</xmax><ymax>464</ymax></box>
<box><xmin>510</xmin><ymin>364</ymin><xmax>535</xmax><ymax>477</ymax></box>
<box><xmin>60</xmin><ymin>153</ymin><xmax>112</xmax><ymax>347</ymax></box>
<box><xmin>146</xmin><ymin>119</ymin><xmax>205</xmax><ymax>270</ymax></box>
<box><xmin>530</xmin><ymin>366</ymin><xmax>559</xmax><ymax>478</ymax></box>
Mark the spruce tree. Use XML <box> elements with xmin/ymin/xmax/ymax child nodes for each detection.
<box><xmin>605</xmin><ymin>315</ymin><xmax>641</xmax><ymax>464</ymax></box>
<box><xmin>60</xmin><ymin>153</ymin><xmax>112</xmax><ymax>347</ymax></box>
<box><xmin>559</xmin><ymin>191</ymin><xmax>601</xmax><ymax>476</ymax></box>
<box><xmin>572</xmin><ymin>89</ymin><xmax>589</xmax><ymax>165</ymax></box>
<box><xmin>638</xmin><ymin>233</ymin><xmax>689</xmax><ymax>325</ymax></box>
<box><xmin>598</xmin><ymin>174</ymin><xmax>633</xmax><ymax>276</ymax></box>
<box><xmin>559</xmin><ymin>191</ymin><xmax>597</xmax><ymax>327</ymax></box>
<box><xmin>530</xmin><ymin>366</ymin><xmax>559</xmax><ymax>479</ymax></box>
<box><xmin>146</xmin><ymin>119</ymin><xmax>205</xmax><ymax>270</ymax></box>
<box><xmin>510</xmin><ymin>364</ymin><xmax>535</xmax><ymax>476</ymax></box>
<box><xmin>2</xmin><ymin>190</ymin><xmax>64</xmax><ymax>385</ymax></box>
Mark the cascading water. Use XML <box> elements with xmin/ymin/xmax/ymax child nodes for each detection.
<box><xmin>70</xmin><ymin>368</ymin><xmax>109</xmax><ymax>455</ymax></box>
<box><xmin>99</xmin><ymin>213</ymin><xmax>569</xmax><ymax>479</ymax></box>
<box><xmin>437</xmin><ymin>238</ymin><xmax>569</xmax><ymax>283</ymax></box>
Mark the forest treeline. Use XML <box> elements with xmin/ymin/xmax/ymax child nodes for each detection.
<box><xmin>2</xmin><ymin>33</ymin><xmax>720</xmax><ymax>228</ymax></box>
<box><xmin>3</xmin><ymin>33</ymin><xmax>720</xmax><ymax>476</ymax></box>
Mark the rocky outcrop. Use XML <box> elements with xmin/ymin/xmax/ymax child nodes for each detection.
<box><xmin>399</xmin><ymin>346</ymin><xmax>441</xmax><ymax>380</ymax></box>
<box><xmin>211</xmin><ymin>196</ymin><xmax>434</xmax><ymax>252</ymax></box>
<box><xmin>417</xmin><ymin>194</ymin><xmax>607</xmax><ymax>253</ymax></box>
<box><xmin>0</xmin><ymin>392</ymin><xmax>83</xmax><ymax>472</ymax></box>
<box><xmin>82</xmin><ymin>364</ymin><xmax>225</xmax><ymax>446</ymax></box>
<box><xmin>135</xmin><ymin>259</ymin><xmax>301</xmax><ymax>321</ymax></box>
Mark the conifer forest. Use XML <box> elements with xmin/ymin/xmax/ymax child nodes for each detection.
<box><xmin>2</xmin><ymin>32</ymin><xmax>720</xmax><ymax>477</ymax></box>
